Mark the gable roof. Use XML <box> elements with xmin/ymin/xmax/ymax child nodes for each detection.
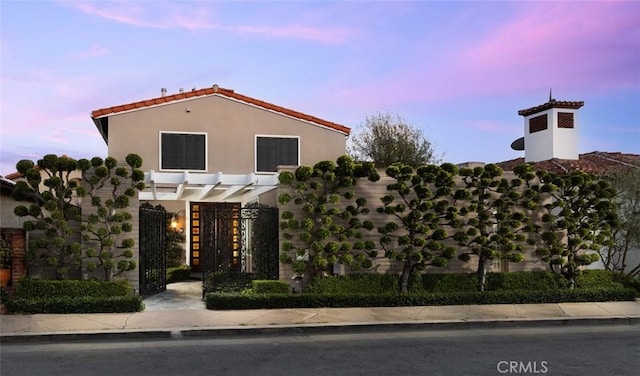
<box><xmin>91</xmin><ymin>85</ymin><xmax>351</xmax><ymax>144</ymax></box>
<box><xmin>496</xmin><ymin>151</ymin><xmax>640</xmax><ymax>175</ymax></box>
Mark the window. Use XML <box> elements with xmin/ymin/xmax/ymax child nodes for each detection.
<box><xmin>256</xmin><ymin>136</ymin><xmax>299</xmax><ymax>173</ymax></box>
<box><xmin>160</xmin><ymin>132</ymin><xmax>206</xmax><ymax>171</ymax></box>
<box><xmin>558</xmin><ymin>112</ymin><xmax>574</xmax><ymax>128</ymax></box>
<box><xmin>529</xmin><ymin>114</ymin><xmax>548</xmax><ymax>134</ymax></box>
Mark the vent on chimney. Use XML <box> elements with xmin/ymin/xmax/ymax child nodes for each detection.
<box><xmin>161</xmin><ymin>88</ymin><xmax>167</xmax><ymax>97</ymax></box>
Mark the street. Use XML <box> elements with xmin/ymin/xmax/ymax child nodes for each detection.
<box><xmin>1</xmin><ymin>325</ymin><xmax>638</xmax><ymax>376</ymax></box>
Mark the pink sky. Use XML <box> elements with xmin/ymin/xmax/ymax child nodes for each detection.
<box><xmin>1</xmin><ymin>1</ymin><xmax>638</xmax><ymax>175</ymax></box>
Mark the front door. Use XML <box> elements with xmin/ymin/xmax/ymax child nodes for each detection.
<box><xmin>189</xmin><ymin>202</ymin><xmax>240</xmax><ymax>273</ymax></box>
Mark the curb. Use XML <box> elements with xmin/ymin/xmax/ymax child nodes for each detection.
<box><xmin>2</xmin><ymin>316</ymin><xmax>638</xmax><ymax>343</ymax></box>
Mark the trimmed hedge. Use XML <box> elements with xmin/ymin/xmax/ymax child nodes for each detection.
<box><xmin>306</xmin><ymin>271</ymin><xmax>624</xmax><ymax>295</ymax></box>
<box><xmin>5</xmin><ymin>295</ymin><xmax>144</xmax><ymax>314</ymax></box>
<box><xmin>12</xmin><ymin>278</ymin><xmax>133</xmax><ymax>299</ymax></box>
<box><xmin>305</xmin><ymin>273</ymin><xmax>400</xmax><ymax>294</ymax></box>
<box><xmin>205</xmin><ymin>288</ymin><xmax>637</xmax><ymax>310</ymax></box>
<box><xmin>6</xmin><ymin>278</ymin><xmax>143</xmax><ymax>313</ymax></box>
<box><xmin>167</xmin><ymin>265</ymin><xmax>192</xmax><ymax>283</ymax></box>
<box><xmin>252</xmin><ymin>280</ymin><xmax>291</xmax><ymax>294</ymax></box>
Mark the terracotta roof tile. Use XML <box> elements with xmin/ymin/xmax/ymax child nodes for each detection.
<box><xmin>496</xmin><ymin>152</ymin><xmax>640</xmax><ymax>175</ymax></box>
<box><xmin>91</xmin><ymin>85</ymin><xmax>350</xmax><ymax>135</ymax></box>
<box><xmin>518</xmin><ymin>99</ymin><xmax>584</xmax><ymax>117</ymax></box>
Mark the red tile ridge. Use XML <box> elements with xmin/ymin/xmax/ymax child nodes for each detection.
<box><xmin>91</xmin><ymin>86</ymin><xmax>350</xmax><ymax>135</ymax></box>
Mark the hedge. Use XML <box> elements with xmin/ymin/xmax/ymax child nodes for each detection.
<box><xmin>205</xmin><ymin>288</ymin><xmax>636</xmax><ymax>310</ymax></box>
<box><xmin>12</xmin><ymin>278</ymin><xmax>133</xmax><ymax>299</ymax></box>
<box><xmin>5</xmin><ymin>295</ymin><xmax>144</xmax><ymax>314</ymax></box>
<box><xmin>306</xmin><ymin>271</ymin><xmax>626</xmax><ymax>295</ymax></box>
<box><xmin>6</xmin><ymin>278</ymin><xmax>143</xmax><ymax>313</ymax></box>
<box><xmin>252</xmin><ymin>280</ymin><xmax>291</xmax><ymax>294</ymax></box>
<box><xmin>167</xmin><ymin>265</ymin><xmax>192</xmax><ymax>283</ymax></box>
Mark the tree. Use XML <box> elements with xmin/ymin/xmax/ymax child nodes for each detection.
<box><xmin>454</xmin><ymin>164</ymin><xmax>528</xmax><ymax>291</ymax></box>
<box><xmin>77</xmin><ymin>154</ymin><xmax>145</xmax><ymax>281</ymax></box>
<box><xmin>377</xmin><ymin>163</ymin><xmax>459</xmax><ymax>293</ymax></box>
<box><xmin>278</xmin><ymin>155</ymin><xmax>380</xmax><ymax>278</ymax></box>
<box><xmin>525</xmin><ymin>170</ymin><xmax>618</xmax><ymax>289</ymax></box>
<box><xmin>12</xmin><ymin>155</ymin><xmax>83</xmax><ymax>279</ymax></box>
<box><xmin>600</xmin><ymin>168</ymin><xmax>640</xmax><ymax>277</ymax></box>
<box><xmin>349</xmin><ymin>112</ymin><xmax>439</xmax><ymax>168</ymax></box>
<box><xmin>11</xmin><ymin>153</ymin><xmax>145</xmax><ymax>281</ymax></box>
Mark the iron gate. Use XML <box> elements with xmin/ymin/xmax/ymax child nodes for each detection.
<box><xmin>201</xmin><ymin>202</ymin><xmax>279</xmax><ymax>293</ymax></box>
<box><xmin>139</xmin><ymin>203</ymin><xmax>167</xmax><ymax>297</ymax></box>
<box><xmin>241</xmin><ymin>202</ymin><xmax>279</xmax><ymax>279</ymax></box>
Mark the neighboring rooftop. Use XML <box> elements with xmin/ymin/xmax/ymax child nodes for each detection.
<box><xmin>496</xmin><ymin>151</ymin><xmax>640</xmax><ymax>175</ymax></box>
<box><xmin>90</xmin><ymin>85</ymin><xmax>351</xmax><ymax>141</ymax></box>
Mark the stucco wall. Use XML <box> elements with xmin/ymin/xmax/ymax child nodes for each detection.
<box><xmin>105</xmin><ymin>95</ymin><xmax>347</xmax><ymax>175</ymax></box>
<box><xmin>277</xmin><ymin>168</ymin><xmax>550</xmax><ymax>280</ymax></box>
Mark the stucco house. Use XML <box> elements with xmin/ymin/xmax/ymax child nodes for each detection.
<box><xmin>90</xmin><ymin>85</ymin><xmax>351</xmax><ymax>282</ymax></box>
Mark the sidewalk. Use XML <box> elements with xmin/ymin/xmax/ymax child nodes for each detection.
<box><xmin>2</xmin><ymin>281</ymin><xmax>639</xmax><ymax>342</ymax></box>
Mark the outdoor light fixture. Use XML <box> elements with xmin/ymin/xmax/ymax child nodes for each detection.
<box><xmin>170</xmin><ymin>215</ymin><xmax>178</xmax><ymax>230</ymax></box>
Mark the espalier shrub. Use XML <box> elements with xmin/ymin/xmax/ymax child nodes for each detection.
<box><xmin>278</xmin><ymin>155</ymin><xmax>379</xmax><ymax>277</ymax></box>
<box><xmin>11</xmin><ymin>153</ymin><xmax>145</xmax><ymax>281</ymax></box>
<box><xmin>517</xmin><ymin>168</ymin><xmax>619</xmax><ymax>289</ymax></box>
<box><xmin>377</xmin><ymin>163</ymin><xmax>461</xmax><ymax>293</ymax></box>
<box><xmin>77</xmin><ymin>154</ymin><xmax>145</xmax><ymax>281</ymax></box>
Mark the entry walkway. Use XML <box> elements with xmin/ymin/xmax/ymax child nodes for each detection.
<box><xmin>1</xmin><ymin>281</ymin><xmax>639</xmax><ymax>342</ymax></box>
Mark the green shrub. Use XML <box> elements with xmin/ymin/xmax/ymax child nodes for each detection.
<box><xmin>305</xmin><ymin>273</ymin><xmax>400</xmax><ymax>294</ymax></box>
<box><xmin>6</xmin><ymin>295</ymin><xmax>144</xmax><ymax>313</ymax></box>
<box><xmin>252</xmin><ymin>280</ymin><xmax>291</xmax><ymax>294</ymax></box>
<box><xmin>575</xmin><ymin>270</ymin><xmax>623</xmax><ymax>289</ymax></box>
<box><xmin>7</xmin><ymin>278</ymin><xmax>142</xmax><ymax>313</ymax></box>
<box><xmin>420</xmin><ymin>273</ymin><xmax>478</xmax><ymax>292</ymax></box>
<box><xmin>205</xmin><ymin>288</ymin><xmax>636</xmax><ymax>310</ymax></box>
<box><xmin>613</xmin><ymin>274</ymin><xmax>640</xmax><ymax>296</ymax></box>
<box><xmin>486</xmin><ymin>272</ymin><xmax>566</xmax><ymax>291</ymax></box>
<box><xmin>167</xmin><ymin>265</ymin><xmax>192</xmax><ymax>283</ymax></box>
<box><xmin>204</xmin><ymin>272</ymin><xmax>253</xmax><ymax>293</ymax></box>
<box><xmin>12</xmin><ymin>278</ymin><xmax>133</xmax><ymax>299</ymax></box>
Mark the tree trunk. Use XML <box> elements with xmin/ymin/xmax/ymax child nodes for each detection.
<box><xmin>476</xmin><ymin>256</ymin><xmax>487</xmax><ymax>292</ymax></box>
<box><xmin>399</xmin><ymin>262</ymin><xmax>413</xmax><ymax>293</ymax></box>
<box><xmin>104</xmin><ymin>267</ymin><xmax>113</xmax><ymax>281</ymax></box>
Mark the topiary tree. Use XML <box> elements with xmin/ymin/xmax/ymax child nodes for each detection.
<box><xmin>377</xmin><ymin>163</ymin><xmax>460</xmax><ymax>293</ymax></box>
<box><xmin>524</xmin><ymin>169</ymin><xmax>618</xmax><ymax>289</ymax></box>
<box><xmin>11</xmin><ymin>155</ymin><xmax>83</xmax><ymax>279</ymax></box>
<box><xmin>76</xmin><ymin>154</ymin><xmax>145</xmax><ymax>281</ymax></box>
<box><xmin>278</xmin><ymin>155</ymin><xmax>380</xmax><ymax>278</ymax></box>
<box><xmin>454</xmin><ymin>164</ymin><xmax>529</xmax><ymax>291</ymax></box>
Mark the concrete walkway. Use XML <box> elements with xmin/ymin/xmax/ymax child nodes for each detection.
<box><xmin>1</xmin><ymin>281</ymin><xmax>639</xmax><ymax>342</ymax></box>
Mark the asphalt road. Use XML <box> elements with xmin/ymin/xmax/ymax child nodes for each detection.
<box><xmin>1</xmin><ymin>325</ymin><xmax>638</xmax><ymax>376</ymax></box>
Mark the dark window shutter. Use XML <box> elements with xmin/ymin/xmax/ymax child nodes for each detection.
<box><xmin>161</xmin><ymin>133</ymin><xmax>206</xmax><ymax>170</ymax></box>
<box><xmin>256</xmin><ymin>137</ymin><xmax>298</xmax><ymax>172</ymax></box>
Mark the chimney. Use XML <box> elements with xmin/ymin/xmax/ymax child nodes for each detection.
<box><xmin>179</xmin><ymin>88</ymin><xmax>184</xmax><ymax>93</ymax></box>
<box><xmin>513</xmin><ymin>96</ymin><xmax>584</xmax><ymax>162</ymax></box>
<box><xmin>161</xmin><ymin>88</ymin><xmax>167</xmax><ymax>97</ymax></box>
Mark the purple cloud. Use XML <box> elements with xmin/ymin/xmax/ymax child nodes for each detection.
<box><xmin>65</xmin><ymin>1</ymin><xmax>352</xmax><ymax>44</ymax></box>
<box><xmin>68</xmin><ymin>45</ymin><xmax>109</xmax><ymax>60</ymax></box>
<box><xmin>323</xmin><ymin>2</ymin><xmax>639</xmax><ymax>108</ymax></box>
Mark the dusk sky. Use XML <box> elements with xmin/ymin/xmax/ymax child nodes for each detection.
<box><xmin>1</xmin><ymin>1</ymin><xmax>638</xmax><ymax>176</ymax></box>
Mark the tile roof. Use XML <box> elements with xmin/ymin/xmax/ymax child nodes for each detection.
<box><xmin>518</xmin><ymin>99</ymin><xmax>584</xmax><ymax>117</ymax></box>
<box><xmin>495</xmin><ymin>151</ymin><xmax>640</xmax><ymax>175</ymax></box>
<box><xmin>91</xmin><ymin>85</ymin><xmax>351</xmax><ymax>135</ymax></box>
